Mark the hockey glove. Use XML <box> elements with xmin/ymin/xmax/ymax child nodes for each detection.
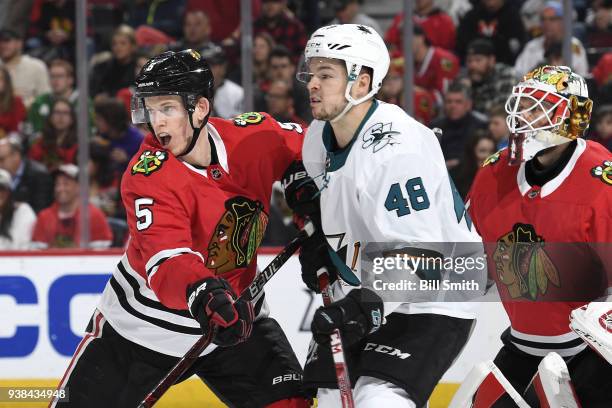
<box><xmin>282</xmin><ymin>160</ymin><xmax>320</xmax><ymax>219</ymax></box>
<box><xmin>187</xmin><ymin>277</ymin><xmax>254</xmax><ymax>347</ymax></box>
<box><xmin>311</xmin><ymin>288</ymin><xmax>383</xmax><ymax>347</ymax></box>
<box><xmin>298</xmin><ymin>231</ymin><xmax>338</xmax><ymax>293</ymax></box>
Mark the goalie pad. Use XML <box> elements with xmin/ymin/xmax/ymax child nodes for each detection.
<box><xmin>531</xmin><ymin>352</ymin><xmax>581</xmax><ymax>408</ymax></box>
<box><xmin>569</xmin><ymin>303</ymin><xmax>612</xmax><ymax>365</ymax></box>
<box><xmin>449</xmin><ymin>361</ymin><xmax>530</xmax><ymax>408</ymax></box>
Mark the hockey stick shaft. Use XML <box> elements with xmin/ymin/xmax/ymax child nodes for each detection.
<box><xmin>318</xmin><ymin>268</ymin><xmax>355</xmax><ymax>408</ymax></box>
<box><xmin>138</xmin><ymin>221</ymin><xmax>315</xmax><ymax>408</ymax></box>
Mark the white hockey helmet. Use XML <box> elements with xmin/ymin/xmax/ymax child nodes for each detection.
<box><xmin>297</xmin><ymin>24</ymin><xmax>390</xmax><ymax>122</ymax></box>
<box><xmin>505</xmin><ymin>65</ymin><xmax>593</xmax><ymax>164</ymax></box>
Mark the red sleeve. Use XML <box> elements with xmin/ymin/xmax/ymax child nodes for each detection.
<box><xmin>89</xmin><ymin>205</ymin><xmax>113</xmax><ymax>244</ymax></box>
<box><xmin>264</xmin><ymin>115</ymin><xmax>305</xmax><ymax>179</ymax></box>
<box><xmin>589</xmin><ymin>191</ymin><xmax>612</xmax><ymax>291</ymax></box>
<box><xmin>122</xmin><ymin>157</ymin><xmax>215</xmax><ymax>310</ymax></box>
<box><xmin>13</xmin><ymin>96</ymin><xmax>26</xmax><ymax>130</ymax></box>
<box><xmin>385</xmin><ymin>14</ymin><xmax>403</xmax><ymax>52</ymax></box>
<box><xmin>31</xmin><ymin>209</ymin><xmax>51</xmax><ymax>245</ymax></box>
<box><xmin>435</xmin><ymin>50</ymin><xmax>460</xmax><ymax>94</ymax></box>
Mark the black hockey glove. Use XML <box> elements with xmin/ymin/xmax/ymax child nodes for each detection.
<box><xmin>187</xmin><ymin>277</ymin><xmax>254</xmax><ymax>347</ymax></box>
<box><xmin>282</xmin><ymin>160</ymin><xmax>320</xmax><ymax>219</ymax></box>
<box><xmin>311</xmin><ymin>288</ymin><xmax>384</xmax><ymax>347</ymax></box>
<box><xmin>298</xmin><ymin>231</ymin><xmax>338</xmax><ymax>293</ymax></box>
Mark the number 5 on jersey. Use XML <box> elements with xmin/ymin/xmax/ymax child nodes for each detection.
<box><xmin>384</xmin><ymin>177</ymin><xmax>430</xmax><ymax>217</ymax></box>
<box><xmin>135</xmin><ymin>198</ymin><xmax>154</xmax><ymax>230</ymax></box>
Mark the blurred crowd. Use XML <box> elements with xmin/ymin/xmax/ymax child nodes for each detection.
<box><xmin>0</xmin><ymin>0</ymin><xmax>611</xmax><ymax>250</ymax></box>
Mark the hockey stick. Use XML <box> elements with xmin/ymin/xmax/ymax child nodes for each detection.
<box><xmin>138</xmin><ymin>221</ymin><xmax>315</xmax><ymax>408</ymax></box>
<box><xmin>317</xmin><ymin>268</ymin><xmax>356</xmax><ymax>408</ymax></box>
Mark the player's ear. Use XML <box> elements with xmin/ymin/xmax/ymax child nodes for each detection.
<box><xmin>355</xmin><ymin>71</ymin><xmax>371</xmax><ymax>98</ymax></box>
<box><xmin>194</xmin><ymin>96</ymin><xmax>210</xmax><ymax>125</ymax></box>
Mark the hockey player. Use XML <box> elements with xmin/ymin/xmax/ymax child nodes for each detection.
<box><xmin>50</xmin><ymin>50</ymin><xmax>309</xmax><ymax>408</ymax></box>
<box><xmin>284</xmin><ymin>24</ymin><xmax>487</xmax><ymax>408</ymax></box>
<box><xmin>466</xmin><ymin>65</ymin><xmax>612</xmax><ymax>406</ymax></box>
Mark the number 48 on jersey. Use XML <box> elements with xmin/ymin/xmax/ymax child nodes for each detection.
<box><xmin>384</xmin><ymin>177</ymin><xmax>430</xmax><ymax>217</ymax></box>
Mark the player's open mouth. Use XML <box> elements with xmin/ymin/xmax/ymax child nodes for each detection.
<box><xmin>159</xmin><ymin>133</ymin><xmax>171</xmax><ymax>147</ymax></box>
<box><xmin>310</xmin><ymin>97</ymin><xmax>321</xmax><ymax>106</ymax></box>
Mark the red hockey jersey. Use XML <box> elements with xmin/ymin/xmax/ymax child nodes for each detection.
<box><xmin>414</xmin><ymin>46</ymin><xmax>459</xmax><ymax>104</ymax></box>
<box><xmin>97</xmin><ymin>113</ymin><xmax>304</xmax><ymax>356</ymax></box>
<box><xmin>467</xmin><ymin>140</ymin><xmax>612</xmax><ymax>356</ymax></box>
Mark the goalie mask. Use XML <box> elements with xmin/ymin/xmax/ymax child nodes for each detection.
<box><xmin>505</xmin><ymin>65</ymin><xmax>593</xmax><ymax>164</ymax></box>
<box><xmin>296</xmin><ymin>24</ymin><xmax>390</xmax><ymax>123</ymax></box>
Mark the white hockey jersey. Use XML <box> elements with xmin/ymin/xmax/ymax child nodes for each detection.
<box><xmin>302</xmin><ymin>100</ymin><xmax>486</xmax><ymax>318</ymax></box>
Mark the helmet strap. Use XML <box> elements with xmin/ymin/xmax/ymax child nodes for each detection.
<box><xmin>177</xmin><ymin>95</ymin><xmax>211</xmax><ymax>157</ymax></box>
<box><xmin>330</xmin><ymin>62</ymin><xmax>377</xmax><ymax>123</ymax></box>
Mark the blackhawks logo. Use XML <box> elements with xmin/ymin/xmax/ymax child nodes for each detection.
<box><xmin>494</xmin><ymin>223</ymin><xmax>560</xmax><ymax>300</ymax></box>
<box><xmin>483</xmin><ymin>150</ymin><xmax>502</xmax><ymax>167</ymax></box>
<box><xmin>206</xmin><ymin>197</ymin><xmax>268</xmax><ymax>275</ymax></box>
<box><xmin>591</xmin><ymin>160</ymin><xmax>612</xmax><ymax>185</ymax></box>
<box><xmin>233</xmin><ymin>112</ymin><xmax>265</xmax><ymax>127</ymax></box>
<box><xmin>132</xmin><ymin>150</ymin><xmax>168</xmax><ymax>176</ymax></box>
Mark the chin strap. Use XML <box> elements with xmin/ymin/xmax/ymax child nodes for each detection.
<box><xmin>177</xmin><ymin>96</ymin><xmax>212</xmax><ymax>157</ymax></box>
<box><xmin>329</xmin><ymin>62</ymin><xmax>377</xmax><ymax>124</ymax></box>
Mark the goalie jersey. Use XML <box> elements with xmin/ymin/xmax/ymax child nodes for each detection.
<box><xmin>467</xmin><ymin>139</ymin><xmax>612</xmax><ymax>357</ymax></box>
<box><xmin>97</xmin><ymin>113</ymin><xmax>303</xmax><ymax>357</ymax></box>
<box><xmin>302</xmin><ymin>100</ymin><xmax>486</xmax><ymax>318</ymax></box>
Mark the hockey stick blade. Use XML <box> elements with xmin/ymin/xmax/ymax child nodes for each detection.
<box><xmin>138</xmin><ymin>221</ymin><xmax>314</xmax><ymax>408</ymax></box>
<box><xmin>318</xmin><ymin>268</ymin><xmax>355</xmax><ymax>408</ymax></box>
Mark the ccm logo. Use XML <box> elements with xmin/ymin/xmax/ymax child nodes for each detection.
<box><xmin>364</xmin><ymin>343</ymin><xmax>411</xmax><ymax>360</ymax></box>
<box><xmin>272</xmin><ymin>373</ymin><xmax>302</xmax><ymax>385</ymax></box>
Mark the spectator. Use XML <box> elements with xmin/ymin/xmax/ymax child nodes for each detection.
<box><xmin>187</xmin><ymin>0</ymin><xmax>262</xmax><ymax>44</ymax></box>
<box><xmin>93</xmin><ymin>97</ymin><xmax>144</xmax><ymax>172</ymax></box>
<box><xmin>253</xmin><ymin>0</ymin><xmax>307</xmax><ymax>63</ymax></box>
<box><xmin>0</xmin><ymin>28</ymin><xmax>50</xmax><ymax>108</ymax></box>
<box><xmin>0</xmin><ymin>168</ymin><xmax>36</xmax><ymax>249</ymax></box>
<box><xmin>488</xmin><ymin>104</ymin><xmax>510</xmax><ymax>149</ymax></box>
<box><xmin>385</xmin><ymin>0</ymin><xmax>456</xmax><ymax>53</ymax></box>
<box><xmin>256</xmin><ymin>46</ymin><xmax>311</xmax><ymax>122</ymax></box>
<box><xmin>29</xmin><ymin>98</ymin><xmax>77</xmax><ymax>172</ymax></box>
<box><xmin>115</xmin><ymin>53</ymin><xmax>150</xmax><ymax>119</ymax></box>
<box><xmin>450</xmin><ymin>130</ymin><xmax>497</xmax><ymax>198</ymax></box>
<box><xmin>89</xmin><ymin>142</ymin><xmax>121</xmax><ymax>219</ymax></box>
<box><xmin>265</xmin><ymin>80</ymin><xmax>307</xmax><ymax>128</ymax></box>
<box><xmin>456</xmin><ymin>0</ymin><xmax>527</xmax><ymax>65</ymax></box>
<box><xmin>251</xmin><ymin>32</ymin><xmax>275</xmax><ymax>86</ymax></box>
<box><xmin>90</xmin><ymin>25</ymin><xmax>138</xmax><ymax>98</ymax></box>
<box><xmin>208</xmin><ymin>47</ymin><xmax>243</xmax><ymax>119</ymax></box>
<box><xmin>172</xmin><ymin>9</ymin><xmax>218</xmax><ymax>56</ymax></box>
<box><xmin>27</xmin><ymin>59</ymin><xmax>81</xmax><ymax>134</ymax></box>
<box><xmin>462</xmin><ymin>38</ymin><xmax>516</xmax><ymax>115</ymax></box>
<box><xmin>413</xmin><ymin>25</ymin><xmax>460</xmax><ymax>105</ymax></box>
<box><xmin>430</xmin><ymin>81</ymin><xmax>488</xmax><ymax>169</ymax></box>
<box><xmin>330</xmin><ymin>0</ymin><xmax>382</xmax><ymax>37</ymax></box>
<box><xmin>591</xmin><ymin>104</ymin><xmax>612</xmax><ymax>150</ymax></box>
<box><xmin>27</xmin><ymin>0</ymin><xmax>76</xmax><ymax>63</ymax></box>
<box><xmin>379</xmin><ymin>57</ymin><xmax>436</xmax><ymax>125</ymax></box>
<box><xmin>593</xmin><ymin>52</ymin><xmax>612</xmax><ymax>88</ymax></box>
<box><xmin>515</xmin><ymin>1</ymin><xmax>589</xmax><ymax>76</ymax></box>
<box><xmin>31</xmin><ymin>163</ymin><xmax>112</xmax><ymax>249</ymax></box>
<box><xmin>586</xmin><ymin>0</ymin><xmax>612</xmax><ymax>48</ymax></box>
<box><xmin>0</xmin><ymin>135</ymin><xmax>53</xmax><ymax>213</ymax></box>
<box><xmin>126</xmin><ymin>0</ymin><xmax>186</xmax><ymax>39</ymax></box>
<box><xmin>0</xmin><ymin>65</ymin><xmax>26</xmax><ymax>133</ymax></box>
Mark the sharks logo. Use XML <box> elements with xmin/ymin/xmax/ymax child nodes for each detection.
<box><xmin>362</xmin><ymin>122</ymin><xmax>400</xmax><ymax>153</ymax></box>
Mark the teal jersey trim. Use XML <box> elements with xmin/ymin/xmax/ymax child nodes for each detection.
<box><xmin>322</xmin><ymin>100</ymin><xmax>379</xmax><ymax>172</ymax></box>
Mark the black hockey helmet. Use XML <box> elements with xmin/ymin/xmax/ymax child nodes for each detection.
<box><xmin>131</xmin><ymin>49</ymin><xmax>214</xmax><ymax>157</ymax></box>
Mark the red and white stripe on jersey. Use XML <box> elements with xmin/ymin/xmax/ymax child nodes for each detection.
<box><xmin>144</xmin><ymin>247</ymin><xmax>205</xmax><ymax>286</ymax></box>
<box><xmin>49</xmin><ymin>310</ymin><xmax>106</xmax><ymax>408</ymax></box>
